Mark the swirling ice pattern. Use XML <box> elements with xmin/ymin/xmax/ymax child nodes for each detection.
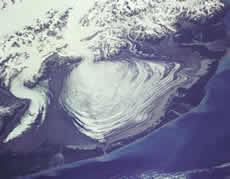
<box><xmin>0</xmin><ymin>0</ymin><xmax>224</xmax><ymax>149</ymax></box>
<box><xmin>59</xmin><ymin>58</ymin><xmax>186</xmax><ymax>142</ymax></box>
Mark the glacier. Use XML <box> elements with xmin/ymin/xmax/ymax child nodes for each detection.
<box><xmin>0</xmin><ymin>0</ymin><xmax>229</xmax><ymax>177</ymax></box>
<box><xmin>0</xmin><ymin>0</ymin><xmax>225</xmax><ymax>151</ymax></box>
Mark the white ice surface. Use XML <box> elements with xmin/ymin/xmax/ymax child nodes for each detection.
<box><xmin>0</xmin><ymin>0</ymin><xmax>224</xmax><ymax>143</ymax></box>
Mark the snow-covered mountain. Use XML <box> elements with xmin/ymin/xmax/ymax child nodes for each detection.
<box><xmin>0</xmin><ymin>0</ymin><xmax>226</xmax><ymax>152</ymax></box>
<box><xmin>0</xmin><ymin>0</ymin><xmax>224</xmax><ymax>86</ymax></box>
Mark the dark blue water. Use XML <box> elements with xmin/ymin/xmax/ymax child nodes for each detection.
<box><xmin>22</xmin><ymin>51</ymin><xmax>230</xmax><ymax>179</ymax></box>
<box><xmin>19</xmin><ymin>6</ymin><xmax>230</xmax><ymax>179</ymax></box>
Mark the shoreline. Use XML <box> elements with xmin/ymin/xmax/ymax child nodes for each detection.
<box><xmin>0</xmin><ymin>56</ymin><xmax>220</xmax><ymax>178</ymax></box>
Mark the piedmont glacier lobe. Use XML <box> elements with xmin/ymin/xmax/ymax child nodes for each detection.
<box><xmin>0</xmin><ymin>0</ymin><xmax>226</xmax><ymax>155</ymax></box>
<box><xmin>3</xmin><ymin>70</ymin><xmax>50</xmax><ymax>143</ymax></box>
<box><xmin>59</xmin><ymin>58</ymin><xmax>186</xmax><ymax>143</ymax></box>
